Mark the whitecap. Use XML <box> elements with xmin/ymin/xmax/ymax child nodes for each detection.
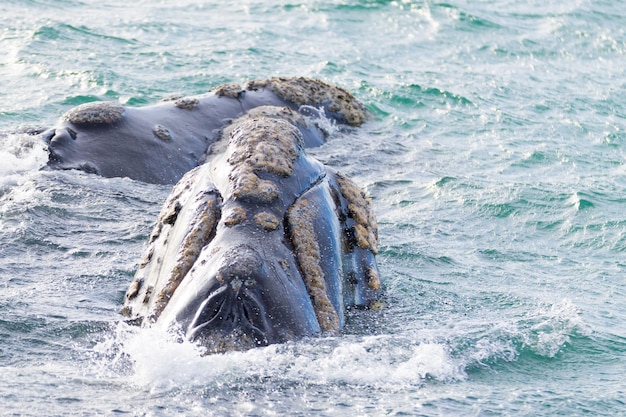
<box><xmin>0</xmin><ymin>130</ymin><xmax>48</xmax><ymax>189</ymax></box>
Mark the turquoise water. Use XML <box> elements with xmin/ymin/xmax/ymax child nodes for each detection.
<box><xmin>1</xmin><ymin>0</ymin><xmax>626</xmax><ymax>415</ymax></box>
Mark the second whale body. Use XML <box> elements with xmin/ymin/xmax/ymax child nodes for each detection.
<box><xmin>40</xmin><ymin>77</ymin><xmax>368</xmax><ymax>184</ymax></box>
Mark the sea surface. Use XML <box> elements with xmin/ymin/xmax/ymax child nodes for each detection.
<box><xmin>1</xmin><ymin>0</ymin><xmax>625</xmax><ymax>415</ymax></box>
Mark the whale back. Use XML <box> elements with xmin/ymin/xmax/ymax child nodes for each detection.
<box><xmin>41</xmin><ymin>77</ymin><xmax>368</xmax><ymax>184</ymax></box>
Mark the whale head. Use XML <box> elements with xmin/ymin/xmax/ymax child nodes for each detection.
<box><xmin>156</xmin><ymin>243</ymin><xmax>322</xmax><ymax>352</ymax></box>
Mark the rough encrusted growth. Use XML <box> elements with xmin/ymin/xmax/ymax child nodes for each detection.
<box><xmin>240</xmin><ymin>105</ymin><xmax>313</xmax><ymax>129</ymax></box>
<box><xmin>162</xmin><ymin>201</ymin><xmax>182</xmax><ymax>226</ymax></box>
<box><xmin>149</xmin><ymin>197</ymin><xmax>221</xmax><ymax>321</ymax></box>
<box><xmin>62</xmin><ymin>101</ymin><xmax>125</xmax><ymax>125</ymax></box>
<box><xmin>226</xmin><ymin>117</ymin><xmax>303</xmax><ymax>202</ymax></box>
<box><xmin>126</xmin><ymin>278</ymin><xmax>142</xmax><ymax>300</ymax></box>
<box><xmin>246</xmin><ymin>77</ymin><xmax>368</xmax><ymax>126</ymax></box>
<box><xmin>254</xmin><ymin>211</ymin><xmax>280</xmax><ymax>231</ymax></box>
<box><xmin>153</xmin><ymin>124</ymin><xmax>172</xmax><ymax>141</ymax></box>
<box><xmin>138</xmin><ymin>247</ymin><xmax>154</xmax><ymax>269</ymax></box>
<box><xmin>229</xmin><ymin>167</ymin><xmax>280</xmax><ymax>202</ymax></box>
<box><xmin>159</xmin><ymin>94</ymin><xmax>184</xmax><ymax>102</ymax></box>
<box><xmin>367</xmin><ymin>267</ymin><xmax>381</xmax><ymax>291</ymax></box>
<box><xmin>224</xmin><ymin>206</ymin><xmax>247</xmax><ymax>227</ymax></box>
<box><xmin>287</xmin><ymin>198</ymin><xmax>340</xmax><ymax>332</ymax></box>
<box><xmin>228</xmin><ymin>117</ymin><xmax>301</xmax><ymax>176</ymax></box>
<box><xmin>212</xmin><ymin>83</ymin><xmax>245</xmax><ymax>98</ymax></box>
<box><xmin>353</xmin><ymin>224</ymin><xmax>371</xmax><ymax>250</ymax></box>
<box><xmin>175</xmin><ymin>97</ymin><xmax>200</xmax><ymax>110</ymax></box>
<box><xmin>335</xmin><ymin>173</ymin><xmax>378</xmax><ymax>254</ymax></box>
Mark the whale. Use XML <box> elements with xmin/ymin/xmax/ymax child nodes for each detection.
<box><xmin>121</xmin><ymin>111</ymin><xmax>381</xmax><ymax>353</ymax></box>
<box><xmin>39</xmin><ymin>77</ymin><xmax>368</xmax><ymax>184</ymax></box>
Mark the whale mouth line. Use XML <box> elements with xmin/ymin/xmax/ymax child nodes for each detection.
<box><xmin>187</xmin><ymin>285</ymin><xmax>271</xmax><ymax>348</ymax></box>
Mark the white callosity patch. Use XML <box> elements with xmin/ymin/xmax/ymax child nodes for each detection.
<box><xmin>246</xmin><ymin>77</ymin><xmax>369</xmax><ymax>126</ymax></box>
<box><xmin>220</xmin><ymin>117</ymin><xmax>305</xmax><ymax>204</ymax></box>
<box><xmin>227</xmin><ymin>117</ymin><xmax>302</xmax><ymax>180</ymax></box>
<box><xmin>174</xmin><ymin>97</ymin><xmax>200</xmax><ymax>110</ymax></box>
<box><xmin>227</xmin><ymin>105</ymin><xmax>331</xmax><ymax>144</ymax></box>
<box><xmin>61</xmin><ymin>101</ymin><xmax>126</xmax><ymax>125</ymax></box>
<box><xmin>287</xmin><ymin>197</ymin><xmax>341</xmax><ymax>332</ymax></box>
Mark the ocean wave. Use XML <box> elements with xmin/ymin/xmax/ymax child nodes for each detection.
<box><xmin>0</xmin><ymin>131</ymin><xmax>48</xmax><ymax>190</ymax></box>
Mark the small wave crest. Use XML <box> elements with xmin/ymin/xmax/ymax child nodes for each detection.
<box><xmin>517</xmin><ymin>298</ymin><xmax>590</xmax><ymax>357</ymax></box>
<box><xmin>298</xmin><ymin>104</ymin><xmax>340</xmax><ymax>137</ymax></box>
<box><xmin>458</xmin><ymin>298</ymin><xmax>591</xmax><ymax>373</ymax></box>
<box><xmin>0</xmin><ymin>130</ymin><xmax>48</xmax><ymax>189</ymax></box>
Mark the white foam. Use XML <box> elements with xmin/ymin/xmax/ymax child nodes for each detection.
<box><xmin>458</xmin><ymin>298</ymin><xmax>590</xmax><ymax>368</ymax></box>
<box><xmin>298</xmin><ymin>105</ymin><xmax>340</xmax><ymax>137</ymax></box>
<box><xmin>0</xmin><ymin>131</ymin><xmax>48</xmax><ymax>188</ymax></box>
<box><xmin>522</xmin><ymin>298</ymin><xmax>590</xmax><ymax>357</ymax></box>
<box><xmin>91</xmin><ymin>299</ymin><xmax>588</xmax><ymax>392</ymax></box>
<box><xmin>93</xmin><ymin>323</ymin><xmax>466</xmax><ymax>392</ymax></box>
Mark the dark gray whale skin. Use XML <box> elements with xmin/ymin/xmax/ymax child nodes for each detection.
<box><xmin>40</xmin><ymin>77</ymin><xmax>367</xmax><ymax>184</ymax></box>
<box><xmin>121</xmin><ymin>113</ymin><xmax>381</xmax><ymax>354</ymax></box>
<box><xmin>41</xmin><ymin>77</ymin><xmax>379</xmax><ymax>353</ymax></box>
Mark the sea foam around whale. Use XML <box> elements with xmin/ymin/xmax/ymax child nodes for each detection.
<box><xmin>0</xmin><ymin>132</ymin><xmax>47</xmax><ymax>189</ymax></box>
<box><xmin>86</xmin><ymin>295</ymin><xmax>587</xmax><ymax>401</ymax></box>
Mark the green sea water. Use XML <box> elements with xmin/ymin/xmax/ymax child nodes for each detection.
<box><xmin>1</xmin><ymin>0</ymin><xmax>625</xmax><ymax>415</ymax></box>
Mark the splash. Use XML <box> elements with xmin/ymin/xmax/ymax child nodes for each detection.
<box><xmin>0</xmin><ymin>131</ymin><xmax>48</xmax><ymax>189</ymax></box>
<box><xmin>520</xmin><ymin>298</ymin><xmax>591</xmax><ymax>357</ymax></box>
<box><xmin>298</xmin><ymin>104</ymin><xmax>340</xmax><ymax>137</ymax></box>
<box><xmin>457</xmin><ymin>298</ymin><xmax>591</xmax><ymax>372</ymax></box>
<box><xmin>92</xmin><ymin>322</ymin><xmax>467</xmax><ymax>393</ymax></box>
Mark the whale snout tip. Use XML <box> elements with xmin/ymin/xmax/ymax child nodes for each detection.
<box><xmin>187</xmin><ymin>283</ymin><xmax>273</xmax><ymax>352</ymax></box>
<box><xmin>184</xmin><ymin>245</ymin><xmax>274</xmax><ymax>351</ymax></box>
<box><xmin>180</xmin><ymin>244</ymin><xmax>323</xmax><ymax>353</ymax></box>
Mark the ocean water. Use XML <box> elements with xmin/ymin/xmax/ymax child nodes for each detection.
<box><xmin>1</xmin><ymin>0</ymin><xmax>625</xmax><ymax>415</ymax></box>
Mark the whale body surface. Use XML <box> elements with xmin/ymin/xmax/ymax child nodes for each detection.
<box><xmin>40</xmin><ymin>77</ymin><xmax>368</xmax><ymax>184</ymax></box>
<box><xmin>40</xmin><ymin>77</ymin><xmax>381</xmax><ymax>353</ymax></box>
